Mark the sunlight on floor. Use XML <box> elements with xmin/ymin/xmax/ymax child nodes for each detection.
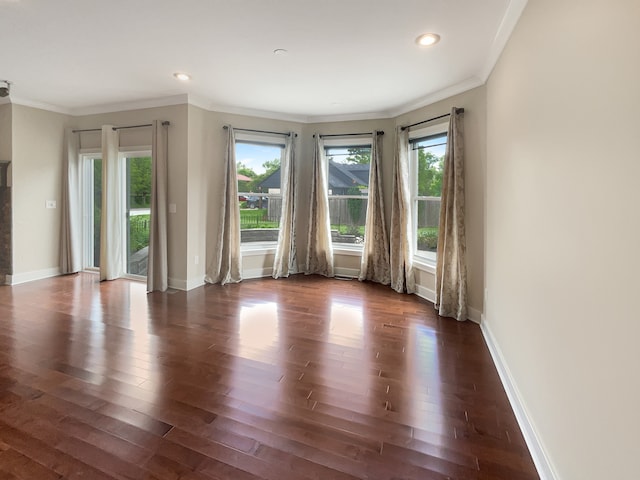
<box><xmin>329</xmin><ymin>302</ymin><xmax>364</xmax><ymax>348</ymax></box>
<box><xmin>237</xmin><ymin>302</ymin><xmax>280</xmax><ymax>361</ymax></box>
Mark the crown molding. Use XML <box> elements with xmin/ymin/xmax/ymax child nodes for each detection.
<box><xmin>203</xmin><ymin>101</ymin><xmax>312</xmax><ymax>124</ymax></box>
<box><xmin>185</xmin><ymin>94</ymin><xmax>213</xmax><ymax>112</ymax></box>
<box><xmin>6</xmin><ymin>96</ymin><xmax>71</xmax><ymax>114</ymax></box>
<box><xmin>480</xmin><ymin>0</ymin><xmax>529</xmax><ymax>82</ymax></box>
<box><xmin>305</xmin><ymin>109</ymin><xmax>392</xmax><ymax>125</ymax></box>
<box><xmin>388</xmin><ymin>76</ymin><xmax>485</xmax><ymax>118</ymax></box>
<box><xmin>69</xmin><ymin>94</ymin><xmax>190</xmax><ymax>116</ymax></box>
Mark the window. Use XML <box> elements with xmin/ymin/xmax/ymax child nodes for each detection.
<box><xmin>235</xmin><ymin>137</ymin><xmax>284</xmax><ymax>245</ymax></box>
<box><xmin>324</xmin><ymin>141</ymin><xmax>371</xmax><ymax>246</ymax></box>
<box><xmin>125</xmin><ymin>154</ymin><xmax>152</xmax><ymax>276</ymax></box>
<box><xmin>82</xmin><ymin>154</ymin><xmax>102</xmax><ymax>269</ymax></box>
<box><xmin>410</xmin><ymin>129</ymin><xmax>447</xmax><ymax>263</ymax></box>
<box><xmin>82</xmin><ymin>151</ymin><xmax>152</xmax><ymax>276</ymax></box>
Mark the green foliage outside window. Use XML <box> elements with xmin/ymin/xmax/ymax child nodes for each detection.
<box><xmin>129</xmin><ymin>215</ymin><xmax>150</xmax><ymax>252</ymax></box>
<box><xmin>344</xmin><ymin>147</ymin><xmax>371</xmax><ymax>165</ymax></box>
<box><xmin>418</xmin><ymin>150</ymin><xmax>443</xmax><ymax>196</ymax></box>
<box><xmin>128</xmin><ymin>157</ymin><xmax>152</xmax><ymax>208</ymax></box>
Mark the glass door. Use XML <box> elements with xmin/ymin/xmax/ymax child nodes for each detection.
<box><xmin>125</xmin><ymin>155</ymin><xmax>152</xmax><ymax>276</ymax></box>
<box><xmin>82</xmin><ymin>155</ymin><xmax>102</xmax><ymax>269</ymax></box>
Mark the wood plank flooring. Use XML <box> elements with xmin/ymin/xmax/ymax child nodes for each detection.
<box><xmin>0</xmin><ymin>273</ymin><xmax>539</xmax><ymax>479</ymax></box>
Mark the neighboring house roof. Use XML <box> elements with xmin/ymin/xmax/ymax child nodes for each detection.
<box><xmin>256</xmin><ymin>169</ymin><xmax>281</xmax><ymax>191</ymax></box>
<box><xmin>257</xmin><ymin>161</ymin><xmax>369</xmax><ymax>192</ymax></box>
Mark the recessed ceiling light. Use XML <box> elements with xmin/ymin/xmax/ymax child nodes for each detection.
<box><xmin>173</xmin><ymin>72</ymin><xmax>191</xmax><ymax>81</ymax></box>
<box><xmin>273</xmin><ymin>49</ymin><xmax>288</xmax><ymax>56</ymax></box>
<box><xmin>415</xmin><ymin>33</ymin><xmax>441</xmax><ymax>47</ymax></box>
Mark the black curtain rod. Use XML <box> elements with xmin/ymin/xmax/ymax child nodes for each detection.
<box><xmin>314</xmin><ymin>131</ymin><xmax>384</xmax><ymax>138</ymax></box>
<box><xmin>224</xmin><ymin>126</ymin><xmax>297</xmax><ymax>137</ymax></box>
<box><xmin>72</xmin><ymin>121</ymin><xmax>170</xmax><ymax>134</ymax></box>
<box><xmin>72</xmin><ymin>128</ymin><xmax>100</xmax><ymax>133</ymax></box>
<box><xmin>114</xmin><ymin>121</ymin><xmax>170</xmax><ymax>131</ymax></box>
<box><xmin>400</xmin><ymin>108</ymin><xmax>464</xmax><ymax>131</ymax></box>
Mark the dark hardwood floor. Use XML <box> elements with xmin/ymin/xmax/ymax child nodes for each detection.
<box><xmin>0</xmin><ymin>273</ymin><xmax>539</xmax><ymax>479</ymax></box>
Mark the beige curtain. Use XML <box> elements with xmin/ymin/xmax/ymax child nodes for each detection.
<box><xmin>435</xmin><ymin>108</ymin><xmax>467</xmax><ymax>320</ymax></box>
<box><xmin>390</xmin><ymin>127</ymin><xmax>415</xmax><ymax>293</ymax></box>
<box><xmin>273</xmin><ymin>133</ymin><xmax>297</xmax><ymax>278</ymax></box>
<box><xmin>99</xmin><ymin>125</ymin><xmax>123</xmax><ymax>281</ymax></box>
<box><xmin>60</xmin><ymin>128</ymin><xmax>82</xmax><ymax>274</ymax></box>
<box><xmin>147</xmin><ymin>121</ymin><xmax>169</xmax><ymax>292</ymax></box>
<box><xmin>305</xmin><ymin>135</ymin><xmax>334</xmax><ymax>277</ymax></box>
<box><xmin>359</xmin><ymin>131</ymin><xmax>390</xmax><ymax>284</ymax></box>
<box><xmin>205</xmin><ymin>126</ymin><xmax>241</xmax><ymax>285</ymax></box>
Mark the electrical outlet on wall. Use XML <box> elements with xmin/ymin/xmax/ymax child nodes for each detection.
<box><xmin>45</xmin><ymin>200</ymin><xmax>56</xmax><ymax>209</ymax></box>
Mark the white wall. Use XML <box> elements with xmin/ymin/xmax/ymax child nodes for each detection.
<box><xmin>186</xmin><ymin>105</ymin><xmax>209</xmax><ymax>289</ymax></box>
<box><xmin>485</xmin><ymin>1</ymin><xmax>640</xmax><ymax>478</ymax></box>
<box><xmin>10</xmin><ymin>105</ymin><xmax>70</xmax><ymax>282</ymax></box>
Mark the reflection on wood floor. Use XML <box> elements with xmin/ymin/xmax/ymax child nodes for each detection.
<box><xmin>0</xmin><ymin>273</ymin><xmax>539</xmax><ymax>479</ymax></box>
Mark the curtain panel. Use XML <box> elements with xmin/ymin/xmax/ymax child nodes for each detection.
<box><xmin>273</xmin><ymin>133</ymin><xmax>298</xmax><ymax>278</ymax></box>
<box><xmin>304</xmin><ymin>135</ymin><xmax>334</xmax><ymax>277</ymax></box>
<box><xmin>435</xmin><ymin>108</ymin><xmax>468</xmax><ymax>320</ymax></box>
<box><xmin>147</xmin><ymin>120</ymin><xmax>169</xmax><ymax>292</ymax></box>
<box><xmin>99</xmin><ymin>126</ymin><xmax>123</xmax><ymax>281</ymax></box>
<box><xmin>359</xmin><ymin>131</ymin><xmax>390</xmax><ymax>284</ymax></box>
<box><xmin>205</xmin><ymin>126</ymin><xmax>241</xmax><ymax>285</ymax></box>
<box><xmin>60</xmin><ymin>128</ymin><xmax>82</xmax><ymax>274</ymax></box>
<box><xmin>389</xmin><ymin>127</ymin><xmax>415</xmax><ymax>293</ymax></box>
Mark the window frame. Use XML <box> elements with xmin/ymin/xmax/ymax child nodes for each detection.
<box><xmin>323</xmin><ymin>137</ymin><xmax>372</xmax><ymax>248</ymax></box>
<box><xmin>80</xmin><ymin>151</ymin><xmax>102</xmax><ymax>271</ymax></box>
<box><xmin>408</xmin><ymin>122</ymin><xmax>449</xmax><ymax>266</ymax></box>
<box><xmin>234</xmin><ymin>132</ymin><xmax>286</xmax><ymax>250</ymax></box>
<box><xmin>121</xmin><ymin>149</ymin><xmax>152</xmax><ymax>279</ymax></box>
<box><xmin>80</xmin><ymin>147</ymin><xmax>153</xmax><ymax>276</ymax></box>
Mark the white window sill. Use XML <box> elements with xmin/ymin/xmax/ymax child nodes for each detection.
<box><xmin>333</xmin><ymin>244</ymin><xmax>363</xmax><ymax>256</ymax></box>
<box><xmin>239</xmin><ymin>245</ymin><xmax>436</xmax><ymax>275</ymax></box>
<box><xmin>413</xmin><ymin>255</ymin><xmax>436</xmax><ymax>274</ymax></box>
<box><xmin>241</xmin><ymin>243</ymin><xmax>278</xmax><ymax>256</ymax></box>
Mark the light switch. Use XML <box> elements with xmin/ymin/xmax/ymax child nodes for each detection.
<box><xmin>46</xmin><ymin>200</ymin><xmax>56</xmax><ymax>209</ymax></box>
<box><xmin>169</xmin><ymin>203</ymin><xmax>177</xmax><ymax>214</ymax></box>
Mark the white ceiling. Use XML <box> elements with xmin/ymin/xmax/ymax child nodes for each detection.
<box><xmin>0</xmin><ymin>0</ymin><xmax>527</xmax><ymax>122</ymax></box>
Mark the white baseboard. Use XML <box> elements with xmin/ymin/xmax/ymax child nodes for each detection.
<box><xmin>8</xmin><ymin>267</ymin><xmax>61</xmax><ymax>285</ymax></box>
<box><xmin>334</xmin><ymin>267</ymin><xmax>359</xmax><ymax>279</ymax></box>
<box><xmin>243</xmin><ymin>267</ymin><xmax>273</xmax><ymax>280</ymax></box>
<box><xmin>480</xmin><ymin>321</ymin><xmax>557</xmax><ymax>480</ymax></box>
<box><xmin>168</xmin><ymin>276</ymin><xmax>206</xmax><ymax>291</ymax></box>
<box><xmin>415</xmin><ymin>284</ymin><xmax>436</xmax><ymax>304</ymax></box>
<box><xmin>168</xmin><ymin>277</ymin><xmax>188</xmax><ymax>291</ymax></box>
<box><xmin>467</xmin><ymin>306</ymin><xmax>482</xmax><ymax>324</ymax></box>
<box><xmin>185</xmin><ymin>276</ymin><xmax>205</xmax><ymax>291</ymax></box>
<box><xmin>414</xmin><ymin>284</ymin><xmax>481</xmax><ymax>324</ymax></box>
